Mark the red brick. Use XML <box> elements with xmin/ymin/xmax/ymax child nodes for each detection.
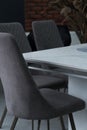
<box><xmin>24</xmin><ymin>0</ymin><xmax>64</xmax><ymax>31</ymax></box>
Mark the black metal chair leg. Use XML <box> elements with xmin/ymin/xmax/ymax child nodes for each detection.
<box><xmin>47</xmin><ymin>120</ymin><xmax>50</xmax><ymax>130</ymax></box>
<box><xmin>10</xmin><ymin>117</ymin><xmax>18</xmax><ymax>130</ymax></box>
<box><xmin>59</xmin><ymin>116</ymin><xmax>66</xmax><ymax>130</ymax></box>
<box><xmin>32</xmin><ymin>120</ymin><xmax>34</xmax><ymax>130</ymax></box>
<box><xmin>0</xmin><ymin>106</ymin><xmax>7</xmax><ymax>128</ymax></box>
<box><xmin>69</xmin><ymin>113</ymin><xmax>76</xmax><ymax>130</ymax></box>
<box><xmin>37</xmin><ymin>120</ymin><xmax>41</xmax><ymax>130</ymax></box>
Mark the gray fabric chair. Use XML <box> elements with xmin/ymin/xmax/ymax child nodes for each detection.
<box><xmin>32</xmin><ymin>20</ymin><xmax>68</xmax><ymax>89</ymax></box>
<box><xmin>0</xmin><ymin>33</ymin><xmax>85</xmax><ymax>130</ymax></box>
<box><xmin>32</xmin><ymin>20</ymin><xmax>64</xmax><ymax>50</ymax></box>
<box><xmin>0</xmin><ymin>22</ymin><xmax>67</xmax><ymax>129</ymax></box>
<box><xmin>0</xmin><ymin>22</ymin><xmax>31</xmax><ymax>53</ymax></box>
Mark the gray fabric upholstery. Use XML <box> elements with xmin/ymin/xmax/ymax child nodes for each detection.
<box><xmin>32</xmin><ymin>20</ymin><xmax>64</xmax><ymax>50</ymax></box>
<box><xmin>33</xmin><ymin>75</ymin><xmax>67</xmax><ymax>89</ymax></box>
<box><xmin>0</xmin><ymin>22</ymin><xmax>31</xmax><ymax>53</ymax></box>
<box><xmin>0</xmin><ymin>33</ymin><xmax>85</xmax><ymax>120</ymax></box>
<box><xmin>32</xmin><ymin>20</ymin><xmax>68</xmax><ymax>88</ymax></box>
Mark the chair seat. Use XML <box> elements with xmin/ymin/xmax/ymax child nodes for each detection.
<box><xmin>33</xmin><ymin>75</ymin><xmax>68</xmax><ymax>89</ymax></box>
<box><xmin>40</xmin><ymin>88</ymin><xmax>85</xmax><ymax>118</ymax></box>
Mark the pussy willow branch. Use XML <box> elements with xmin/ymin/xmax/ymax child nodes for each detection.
<box><xmin>48</xmin><ymin>0</ymin><xmax>87</xmax><ymax>42</ymax></box>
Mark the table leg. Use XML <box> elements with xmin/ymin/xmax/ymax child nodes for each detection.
<box><xmin>68</xmin><ymin>76</ymin><xmax>87</xmax><ymax>130</ymax></box>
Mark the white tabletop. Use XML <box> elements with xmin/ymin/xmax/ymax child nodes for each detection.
<box><xmin>23</xmin><ymin>43</ymin><xmax>87</xmax><ymax>77</ymax></box>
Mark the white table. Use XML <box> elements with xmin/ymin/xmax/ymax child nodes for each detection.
<box><xmin>23</xmin><ymin>43</ymin><xmax>87</xmax><ymax>130</ymax></box>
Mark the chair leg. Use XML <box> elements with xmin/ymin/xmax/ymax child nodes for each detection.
<box><xmin>64</xmin><ymin>88</ymin><xmax>67</xmax><ymax>93</ymax></box>
<box><xmin>47</xmin><ymin>120</ymin><xmax>50</xmax><ymax>130</ymax></box>
<box><xmin>59</xmin><ymin>116</ymin><xmax>66</xmax><ymax>130</ymax></box>
<box><xmin>69</xmin><ymin>113</ymin><xmax>76</xmax><ymax>130</ymax></box>
<box><xmin>37</xmin><ymin>120</ymin><xmax>41</xmax><ymax>130</ymax></box>
<box><xmin>38</xmin><ymin>120</ymin><xmax>50</xmax><ymax>130</ymax></box>
<box><xmin>0</xmin><ymin>106</ymin><xmax>7</xmax><ymax>128</ymax></box>
<box><xmin>10</xmin><ymin>117</ymin><xmax>18</xmax><ymax>130</ymax></box>
<box><xmin>38</xmin><ymin>118</ymin><xmax>65</xmax><ymax>130</ymax></box>
<box><xmin>32</xmin><ymin>120</ymin><xmax>34</xmax><ymax>130</ymax></box>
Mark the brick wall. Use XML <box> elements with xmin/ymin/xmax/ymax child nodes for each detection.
<box><xmin>24</xmin><ymin>0</ymin><xmax>64</xmax><ymax>31</ymax></box>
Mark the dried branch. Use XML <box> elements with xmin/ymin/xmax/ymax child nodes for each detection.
<box><xmin>48</xmin><ymin>0</ymin><xmax>87</xmax><ymax>43</ymax></box>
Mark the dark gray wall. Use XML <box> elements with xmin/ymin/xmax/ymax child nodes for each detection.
<box><xmin>0</xmin><ymin>0</ymin><xmax>24</xmax><ymax>28</ymax></box>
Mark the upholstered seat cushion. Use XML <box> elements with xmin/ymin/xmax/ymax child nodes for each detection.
<box><xmin>33</xmin><ymin>75</ymin><xmax>67</xmax><ymax>89</ymax></box>
<box><xmin>40</xmin><ymin>89</ymin><xmax>85</xmax><ymax>117</ymax></box>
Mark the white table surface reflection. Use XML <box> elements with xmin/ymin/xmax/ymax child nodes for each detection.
<box><xmin>23</xmin><ymin>43</ymin><xmax>87</xmax><ymax>130</ymax></box>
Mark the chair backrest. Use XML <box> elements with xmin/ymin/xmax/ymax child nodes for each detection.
<box><xmin>0</xmin><ymin>33</ymin><xmax>55</xmax><ymax>119</ymax></box>
<box><xmin>0</xmin><ymin>22</ymin><xmax>31</xmax><ymax>53</ymax></box>
<box><xmin>57</xmin><ymin>25</ymin><xmax>71</xmax><ymax>46</ymax></box>
<box><xmin>32</xmin><ymin>20</ymin><xmax>64</xmax><ymax>50</ymax></box>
